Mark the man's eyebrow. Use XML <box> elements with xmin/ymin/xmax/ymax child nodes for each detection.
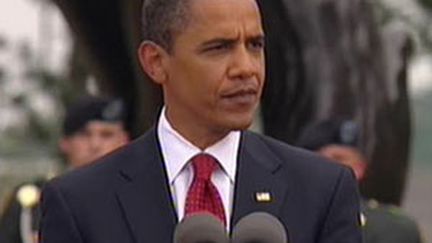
<box><xmin>247</xmin><ymin>34</ymin><xmax>265</xmax><ymax>42</ymax></box>
<box><xmin>200</xmin><ymin>34</ymin><xmax>265</xmax><ymax>46</ymax></box>
<box><xmin>200</xmin><ymin>38</ymin><xmax>236</xmax><ymax>47</ymax></box>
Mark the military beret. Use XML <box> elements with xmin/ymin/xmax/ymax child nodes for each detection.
<box><xmin>296</xmin><ymin>119</ymin><xmax>359</xmax><ymax>151</ymax></box>
<box><xmin>63</xmin><ymin>96</ymin><xmax>127</xmax><ymax>137</ymax></box>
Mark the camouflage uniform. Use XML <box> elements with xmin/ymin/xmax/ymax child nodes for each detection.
<box><xmin>362</xmin><ymin>199</ymin><xmax>423</xmax><ymax>243</ymax></box>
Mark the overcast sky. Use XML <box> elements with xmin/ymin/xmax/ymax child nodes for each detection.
<box><xmin>0</xmin><ymin>0</ymin><xmax>70</xmax><ymax>73</ymax></box>
<box><xmin>0</xmin><ymin>0</ymin><xmax>38</xmax><ymax>42</ymax></box>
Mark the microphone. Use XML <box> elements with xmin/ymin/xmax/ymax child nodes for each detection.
<box><xmin>173</xmin><ymin>213</ymin><xmax>229</xmax><ymax>243</ymax></box>
<box><xmin>231</xmin><ymin>212</ymin><xmax>288</xmax><ymax>243</ymax></box>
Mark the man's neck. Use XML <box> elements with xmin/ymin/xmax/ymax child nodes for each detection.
<box><xmin>164</xmin><ymin>109</ymin><xmax>230</xmax><ymax>150</ymax></box>
<box><xmin>168</xmin><ymin>120</ymin><xmax>230</xmax><ymax>150</ymax></box>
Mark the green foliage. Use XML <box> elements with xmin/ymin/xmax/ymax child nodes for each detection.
<box><xmin>0</xmin><ymin>37</ymin><xmax>88</xmax><ymax>157</ymax></box>
<box><xmin>412</xmin><ymin>91</ymin><xmax>432</xmax><ymax>166</ymax></box>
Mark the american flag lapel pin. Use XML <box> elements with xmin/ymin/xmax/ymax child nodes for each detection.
<box><xmin>255</xmin><ymin>192</ymin><xmax>271</xmax><ymax>202</ymax></box>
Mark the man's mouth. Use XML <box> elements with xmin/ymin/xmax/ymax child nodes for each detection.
<box><xmin>221</xmin><ymin>88</ymin><xmax>258</xmax><ymax>105</ymax></box>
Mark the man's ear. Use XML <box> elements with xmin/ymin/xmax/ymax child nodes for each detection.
<box><xmin>59</xmin><ymin>138</ymin><xmax>70</xmax><ymax>154</ymax></box>
<box><xmin>138</xmin><ymin>41</ymin><xmax>168</xmax><ymax>84</ymax></box>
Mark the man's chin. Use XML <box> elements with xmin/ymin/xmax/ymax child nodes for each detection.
<box><xmin>211</xmin><ymin>110</ymin><xmax>256</xmax><ymax>133</ymax></box>
<box><xmin>226</xmin><ymin>118</ymin><xmax>253</xmax><ymax>131</ymax></box>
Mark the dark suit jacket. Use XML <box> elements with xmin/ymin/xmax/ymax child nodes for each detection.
<box><xmin>40</xmin><ymin>129</ymin><xmax>362</xmax><ymax>243</ymax></box>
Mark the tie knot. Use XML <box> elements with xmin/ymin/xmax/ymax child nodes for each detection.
<box><xmin>191</xmin><ymin>153</ymin><xmax>218</xmax><ymax>180</ymax></box>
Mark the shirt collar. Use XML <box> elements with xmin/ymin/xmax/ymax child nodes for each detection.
<box><xmin>157</xmin><ymin>108</ymin><xmax>239</xmax><ymax>184</ymax></box>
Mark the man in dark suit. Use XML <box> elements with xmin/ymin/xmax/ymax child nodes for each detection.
<box><xmin>39</xmin><ymin>0</ymin><xmax>363</xmax><ymax>242</ymax></box>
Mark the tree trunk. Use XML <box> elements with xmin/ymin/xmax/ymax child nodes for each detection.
<box><xmin>52</xmin><ymin>0</ymin><xmax>162</xmax><ymax>138</ymax></box>
<box><xmin>259</xmin><ymin>0</ymin><xmax>412</xmax><ymax>205</ymax></box>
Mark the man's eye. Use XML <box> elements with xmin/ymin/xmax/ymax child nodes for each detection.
<box><xmin>204</xmin><ymin>42</ymin><xmax>232</xmax><ymax>52</ymax></box>
<box><xmin>76</xmin><ymin>130</ymin><xmax>89</xmax><ymax>138</ymax></box>
<box><xmin>249</xmin><ymin>39</ymin><xmax>265</xmax><ymax>51</ymax></box>
<box><xmin>101</xmin><ymin>131</ymin><xmax>115</xmax><ymax>139</ymax></box>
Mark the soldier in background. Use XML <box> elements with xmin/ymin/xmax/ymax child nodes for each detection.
<box><xmin>0</xmin><ymin>96</ymin><xmax>130</xmax><ymax>243</ymax></box>
<box><xmin>296</xmin><ymin>119</ymin><xmax>423</xmax><ymax>243</ymax></box>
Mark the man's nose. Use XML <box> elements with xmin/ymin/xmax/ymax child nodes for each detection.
<box><xmin>89</xmin><ymin>135</ymin><xmax>103</xmax><ymax>152</ymax></box>
<box><xmin>228</xmin><ymin>46</ymin><xmax>257</xmax><ymax>80</ymax></box>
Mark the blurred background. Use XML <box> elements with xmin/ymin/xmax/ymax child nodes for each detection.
<box><xmin>0</xmin><ymin>0</ymin><xmax>431</xmax><ymax>241</ymax></box>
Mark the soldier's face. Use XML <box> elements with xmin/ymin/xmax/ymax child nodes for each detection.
<box><xmin>60</xmin><ymin>121</ymin><xmax>129</xmax><ymax>168</ymax></box>
<box><xmin>318</xmin><ymin>145</ymin><xmax>366</xmax><ymax>181</ymax></box>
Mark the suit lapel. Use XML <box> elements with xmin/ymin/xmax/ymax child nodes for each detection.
<box><xmin>115</xmin><ymin>128</ymin><xmax>177</xmax><ymax>243</ymax></box>
<box><xmin>114</xmin><ymin>129</ymin><xmax>289</xmax><ymax>240</ymax></box>
<box><xmin>231</xmin><ymin>132</ymin><xmax>288</xmax><ymax>229</ymax></box>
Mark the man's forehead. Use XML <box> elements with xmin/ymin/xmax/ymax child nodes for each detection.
<box><xmin>184</xmin><ymin>0</ymin><xmax>263</xmax><ymax>37</ymax></box>
<box><xmin>85</xmin><ymin>120</ymin><xmax>125</xmax><ymax>130</ymax></box>
<box><xmin>188</xmin><ymin>0</ymin><xmax>261</xmax><ymax>21</ymax></box>
<box><xmin>70</xmin><ymin>120</ymin><xmax>124</xmax><ymax>135</ymax></box>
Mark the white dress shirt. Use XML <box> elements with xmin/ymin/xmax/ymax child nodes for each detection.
<box><xmin>157</xmin><ymin>108</ymin><xmax>240</xmax><ymax>229</ymax></box>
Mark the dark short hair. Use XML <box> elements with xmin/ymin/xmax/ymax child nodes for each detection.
<box><xmin>141</xmin><ymin>0</ymin><xmax>191</xmax><ymax>52</ymax></box>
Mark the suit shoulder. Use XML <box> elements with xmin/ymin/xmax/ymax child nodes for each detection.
<box><xmin>243</xmin><ymin>131</ymin><xmax>352</xmax><ymax>179</ymax></box>
<box><xmin>47</xmin><ymin>130</ymin><xmax>156</xmax><ymax>194</ymax></box>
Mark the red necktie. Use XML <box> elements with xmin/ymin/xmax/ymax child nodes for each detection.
<box><xmin>184</xmin><ymin>153</ymin><xmax>226</xmax><ymax>226</ymax></box>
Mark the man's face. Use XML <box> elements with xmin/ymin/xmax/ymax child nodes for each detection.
<box><xmin>318</xmin><ymin>145</ymin><xmax>366</xmax><ymax>181</ymax></box>
<box><xmin>60</xmin><ymin>121</ymin><xmax>129</xmax><ymax>168</ymax></box>
<box><xmin>147</xmin><ymin>0</ymin><xmax>265</xmax><ymax>138</ymax></box>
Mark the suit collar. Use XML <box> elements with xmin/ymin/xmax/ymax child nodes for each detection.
<box><xmin>157</xmin><ymin>109</ymin><xmax>240</xmax><ymax>184</ymax></box>
<box><xmin>231</xmin><ymin>131</ymin><xmax>288</xmax><ymax>229</ymax></box>
<box><xmin>114</xmin><ymin>129</ymin><xmax>289</xmax><ymax>240</ymax></box>
<box><xmin>115</xmin><ymin>128</ymin><xmax>178</xmax><ymax>242</ymax></box>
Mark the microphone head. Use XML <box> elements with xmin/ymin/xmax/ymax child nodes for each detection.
<box><xmin>174</xmin><ymin>213</ymin><xmax>229</xmax><ymax>243</ymax></box>
<box><xmin>231</xmin><ymin>212</ymin><xmax>288</xmax><ymax>243</ymax></box>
